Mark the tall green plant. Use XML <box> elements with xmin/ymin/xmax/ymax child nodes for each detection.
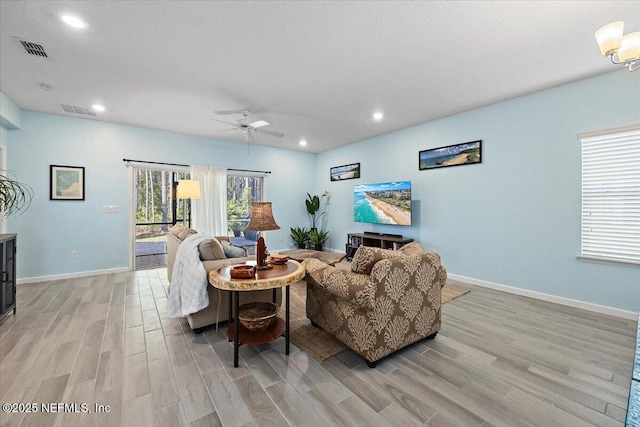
<box><xmin>305</xmin><ymin>190</ymin><xmax>329</xmax><ymax>229</ymax></box>
<box><xmin>0</xmin><ymin>171</ymin><xmax>33</xmax><ymax>219</ymax></box>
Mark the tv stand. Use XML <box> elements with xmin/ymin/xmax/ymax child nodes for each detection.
<box><xmin>346</xmin><ymin>233</ymin><xmax>413</xmax><ymax>260</ymax></box>
<box><xmin>363</xmin><ymin>232</ymin><xmax>403</xmax><ymax>239</ymax></box>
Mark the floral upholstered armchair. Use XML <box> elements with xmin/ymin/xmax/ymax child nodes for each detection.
<box><xmin>303</xmin><ymin>243</ymin><xmax>447</xmax><ymax>367</ymax></box>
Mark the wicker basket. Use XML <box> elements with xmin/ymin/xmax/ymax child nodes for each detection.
<box><xmin>238</xmin><ymin>302</ymin><xmax>279</xmax><ymax>331</ymax></box>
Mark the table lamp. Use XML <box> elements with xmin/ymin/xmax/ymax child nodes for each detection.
<box><xmin>176</xmin><ymin>180</ymin><xmax>201</xmax><ymax>228</ymax></box>
<box><xmin>244</xmin><ymin>202</ymin><xmax>280</xmax><ymax>270</ymax></box>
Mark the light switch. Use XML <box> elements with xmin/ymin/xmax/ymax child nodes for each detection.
<box><xmin>103</xmin><ymin>205</ymin><xmax>119</xmax><ymax>213</ymax></box>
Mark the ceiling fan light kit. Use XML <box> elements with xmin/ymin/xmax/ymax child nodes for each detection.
<box><xmin>595</xmin><ymin>21</ymin><xmax>640</xmax><ymax>72</ymax></box>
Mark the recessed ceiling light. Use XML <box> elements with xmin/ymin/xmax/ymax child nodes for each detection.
<box><xmin>299</xmin><ymin>139</ymin><xmax>307</xmax><ymax>146</ymax></box>
<box><xmin>61</xmin><ymin>15</ymin><xmax>87</xmax><ymax>29</ymax></box>
<box><xmin>372</xmin><ymin>111</ymin><xmax>384</xmax><ymax>121</ymax></box>
<box><xmin>92</xmin><ymin>104</ymin><xmax>105</xmax><ymax>112</ymax></box>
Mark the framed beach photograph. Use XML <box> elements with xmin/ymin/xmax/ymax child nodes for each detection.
<box><xmin>419</xmin><ymin>140</ymin><xmax>482</xmax><ymax>170</ymax></box>
<box><xmin>50</xmin><ymin>165</ymin><xmax>85</xmax><ymax>200</ymax></box>
<box><xmin>330</xmin><ymin>162</ymin><xmax>361</xmax><ymax>181</ymax></box>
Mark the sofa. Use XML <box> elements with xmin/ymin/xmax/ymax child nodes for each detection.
<box><xmin>166</xmin><ymin>225</ymin><xmax>282</xmax><ymax>333</ymax></box>
<box><xmin>303</xmin><ymin>242</ymin><xmax>447</xmax><ymax>367</ymax></box>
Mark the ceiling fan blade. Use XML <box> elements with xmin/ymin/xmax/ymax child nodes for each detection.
<box><xmin>254</xmin><ymin>127</ymin><xmax>284</xmax><ymax>138</ymax></box>
<box><xmin>249</xmin><ymin>120</ymin><xmax>269</xmax><ymax>128</ymax></box>
<box><xmin>215</xmin><ymin>109</ymin><xmax>251</xmax><ymax>115</ymax></box>
<box><xmin>210</xmin><ymin>118</ymin><xmax>238</xmax><ymax>127</ymax></box>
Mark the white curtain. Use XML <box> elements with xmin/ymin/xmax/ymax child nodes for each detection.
<box><xmin>190</xmin><ymin>165</ymin><xmax>227</xmax><ymax>236</ymax></box>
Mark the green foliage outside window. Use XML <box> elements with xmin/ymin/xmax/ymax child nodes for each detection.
<box><xmin>227</xmin><ymin>176</ymin><xmax>263</xmax><ymax>236</ymax></box>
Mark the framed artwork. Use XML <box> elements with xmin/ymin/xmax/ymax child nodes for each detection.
<box><xmin>330</xmin><ymin>162</ymin><xmax>360</xmax><ymax>181</ymax></box>
<box><xmin>419</xmin><ymin>140</ymin><xmax>482</xmax><ymax>170</ymax></box>
<box><xmin>50</xmin><ymin>165</ymin><xmax>85</xmax><ymax>200</ymax></box>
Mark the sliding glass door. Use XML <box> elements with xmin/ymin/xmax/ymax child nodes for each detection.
<box><xmin>226</xmin><ymin>174</ymin><xmax>263</xmax><ymax>255</ymax></box>
<box><xmin>134</xmin><ymin>168</ymin><xmax>188</xmax><ymax>269</ymax></box>
<box><xmin>132</xmin><ymin>168</ymin><xmax>264</xmax><ymax>267</ymax></box>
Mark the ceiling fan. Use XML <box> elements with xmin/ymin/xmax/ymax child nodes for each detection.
<box><xmin>212</xmin><ymin>109</ymin><xmax>284</xmax><ymax>142</ymax></box>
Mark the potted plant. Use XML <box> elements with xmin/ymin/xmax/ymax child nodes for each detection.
<box><xmin>1</xmin><ymin>171</ymin><xmax>33</xmax><ymax>219</ymax></box>
<box><xmin>305</xmin><ymin>190</ymin><xmax>329</xmax><ymax>230</ymax></box>
<box><xmin>308</xmin><ymin>228</ymin><xmax>329</xmax><ymax>251</ymax></box>
<box><xmin>228</xmin><ymin>220</ymin><xmax>244</xmax><ymax>237</ymax></box>
<box><xmin>290</xmin><ymin>226</ymin><xmax>309</xmax><ymax>249</ymax></box>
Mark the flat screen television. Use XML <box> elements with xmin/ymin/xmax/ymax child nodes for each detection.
<box><xmin>354</xmin><ymin>181</ymin><xmax>412</xmax><ymax>226</ymax></box>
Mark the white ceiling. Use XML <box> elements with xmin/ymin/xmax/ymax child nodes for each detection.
<box><xmin>1</xmin><ymin>1</ymin><xmax>638</xmax><ymax>153</ymax></box>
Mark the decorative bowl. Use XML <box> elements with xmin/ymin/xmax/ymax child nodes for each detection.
<box><xmin>238</xmin><ymin>302</ymin><xmax>279</xmax><ymax>331</ymax></box>
<box><xmin>269</xmin><ymin>254</ymin><xmax>290</xmax><ymax>265</ymax></box>
<box><xmin>230</xmin><ymin>265</ymin><xmax>256</xmax><ymax>279</ymax></box>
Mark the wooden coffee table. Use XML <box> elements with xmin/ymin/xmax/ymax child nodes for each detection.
<box><xmin>278</xmin><ymin>249</ymin><xmax>346</xmax><ymax>266</ymax></box>
<box><xmin>208</xmin><ymin>260</ymin><xmax>305</xmax><ymax>367</ymax></box>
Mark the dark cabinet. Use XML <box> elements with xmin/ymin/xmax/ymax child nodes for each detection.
<box><xmin>346</xmin><ymin>233</ymin><xmax>413</xmax><ymax>260</ymax></box>
<box><xmin>0</xmin><ymin>234</ymin><xmax>16</xmax><ymax>322</ymax></box>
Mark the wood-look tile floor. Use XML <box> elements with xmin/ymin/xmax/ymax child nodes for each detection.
<box><xmin>0</xmin><ymin>268</ymin><xmax>636</xmax><ymax>426</ymax></box>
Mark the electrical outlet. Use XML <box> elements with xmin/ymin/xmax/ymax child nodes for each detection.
<box><xmin>279</xmin><ymin>235</ymin><xmax>283</xmax><ymax>241</ymax></box>
<box><xmin>71</xmin><ymin>251</ymin><xmax>78</xmax><ymax>259</ymax></box>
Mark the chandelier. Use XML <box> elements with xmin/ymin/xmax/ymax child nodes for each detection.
<box><xmin>595</xmin><ymin>22</ymin><xmax>640</xmax><ymax>72</ymax></box>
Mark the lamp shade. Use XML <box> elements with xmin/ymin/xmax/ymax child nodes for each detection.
<box><xmin>619</xmin><ymin>32</ymin><xmax>640</xmax><ymax>63</ymax></box>
<box><xmin>244</xmin><ymin>202</ymin><xmax>280</xmax><ymax>231</ymax></box>
<box><xmin>595</xmin><ymin>21</ymin><xmax>624</xmax><ymax>55</ymax></box>
<box><xmin>176</xmin><ymin>180</ymin><xmax>201</xmax><ymax>199</ymax></box>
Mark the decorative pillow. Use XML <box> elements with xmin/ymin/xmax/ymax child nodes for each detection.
<box><xmin>220</xmin><ymin>240</ymin><xmax>247</xmax><ymax>258</ymax></box>
<box><xmin>398</xmin><ymin>242</ymin><xmax>425</xmax><ymax>256</ymax></box>
<box><xmin>177</xmin><ymin>227</ymin><xmax>197</xmax><ymax>240</ymax></box>
<box><xmin>351</xmin><ymin>245</ymin><xmax>402</xmax><ymax>275</ymax></box>
<box><xmin>198</xmin><ymin>238</ymin><xmax>227</xmax><ymax>261</ymax></box>
<box><xmin>168</xmin><ymin>224</ymin><xmax>184</xmax><ymax>236</ymax></box>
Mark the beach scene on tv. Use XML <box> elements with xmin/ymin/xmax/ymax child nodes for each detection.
<box><xmin>420</xmin><ymin>140</ymin><xmax>481</xmax><ymax>169</ymax></box>
<box><xmin>354</xmin><ymin>181</ymin><xmax>412</xmax><ymax>226</ymax></box>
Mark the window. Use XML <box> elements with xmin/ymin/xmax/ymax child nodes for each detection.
<box><xmin>580</xmin><ymin>126</ymin><xmax>640</xmax><ymax>264</ymax></box>
<box><xmin>227</xmin><ymin>174</ymin><xmax>264</xmax><ymax>237</ymax></box>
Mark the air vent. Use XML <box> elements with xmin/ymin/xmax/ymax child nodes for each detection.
<box><xmin>60</xmin><ymin>104</ymin><xmax>97</xmax><ymax>117</ymax></box>
<box><xmin>19</xmin><ymin>40</ymin><xmax>47</xmax><ymax>58</ymax></box>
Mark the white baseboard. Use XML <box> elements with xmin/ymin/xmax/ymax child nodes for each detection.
<box><xmin>448</xmin><ymin>273</ymin><xmax>638</xmax><ymax>321</ymax></box>
<box><xmin>17</xmin><ymin>267</ymin><xmax>130</xmax><ymax>284</ymax></box>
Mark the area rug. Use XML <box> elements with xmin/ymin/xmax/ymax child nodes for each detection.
<box><xmin>286</xmin><ymin>281</ymin><xmax>469</xmax><ymax>362</ymax></box>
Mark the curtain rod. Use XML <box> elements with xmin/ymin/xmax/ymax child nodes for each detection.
<box><xmin>122</xmin><ymin>158</ymin><xmax>271</xmax><ymax>174</ymax></box>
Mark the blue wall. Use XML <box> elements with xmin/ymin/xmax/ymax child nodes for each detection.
<box><xmin>317</xmin><ymin>70</ymin><xmax>640</xmax><ymax>312</ymax></box>
<box><xmin>5</xmin><ymin>70</ymin><xmax>639</xmax><ymax>312</ymax></box>
<box><xmin>6</xmin><ymin>112</ymin><xmax>316</xmax><ymax>278</ymax></box>
<box><xmin>0</xmin><ymin>91</ymin><xmax>21</xmax><ymax>130</ymax></box>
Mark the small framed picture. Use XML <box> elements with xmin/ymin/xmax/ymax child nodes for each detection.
<box><xmin>330</xmin><ymin>162</ymin><xmax>360</xmax><ymax>181</ymax></box>
<box><xmin>419</xmin><ymin>140</ymin><xmax>482</xmax><ymax>170</ymax></box>
<box><xmin>50</xmin><ymin>165</ymin><xmax>85</xmax><ymax>200</ymax></box>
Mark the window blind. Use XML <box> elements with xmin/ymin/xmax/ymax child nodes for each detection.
<box><xmin>581</xmin><ymin>128</ymin><xmax>640</xmax><ymax>263</ymax></box>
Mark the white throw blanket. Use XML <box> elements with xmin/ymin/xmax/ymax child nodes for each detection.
<box><xmin>168</xmin><ymin>234</ymin><xmax>212</xmax><ymax>318</ymax></box>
